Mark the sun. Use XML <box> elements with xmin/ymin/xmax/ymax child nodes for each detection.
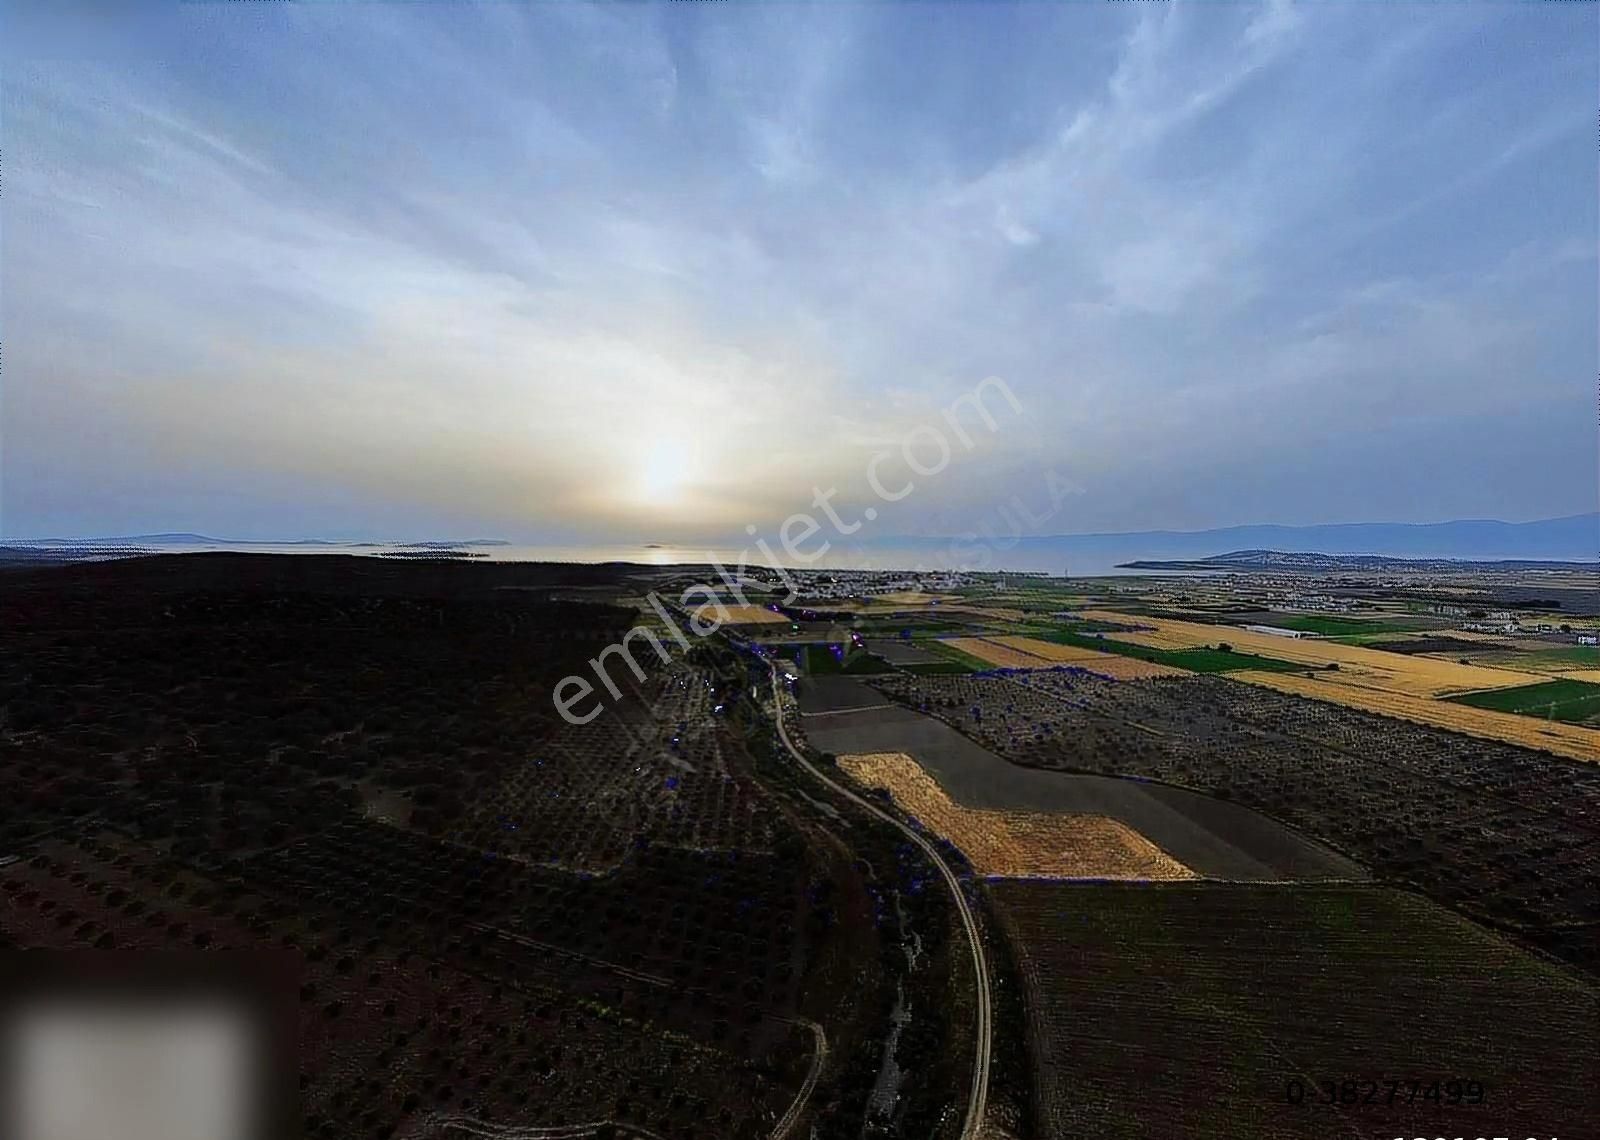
<box><xmin>636</xmin><ymin>440</ymin><xmax>692</xmax><ymax>505</ymax></box>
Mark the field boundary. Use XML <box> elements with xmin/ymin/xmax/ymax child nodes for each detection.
<box><xmin>765</xmin><ymin>662</ymin><xmax>993</xmax><ymax>1140</ymax></box>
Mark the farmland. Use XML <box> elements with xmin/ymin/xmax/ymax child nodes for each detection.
<box><xmin>694</xmin><ymin>603</ymin><xmax>790</xmax><ymax>625</ymax></box>
<box><xmin>943</xmin><ymin>636</ymin><xmax>1191</xmax><ymax>679</ymax></box>
<box><xmin>870</xmin><ymin>670</ymin><xmax>1600</xmax><ymax>974</ymax></box>
<box><xmin>1074</xmin><ymin>610</ymin><xmax>1549</xmax><ymax>694</ymax></box>
<box><xmin>1446</xmin><ymin>678</ymin><xmax>1600</xmax><ymax>724</ymax></box>
<box><xmin>1244</xmin><ymin>613</ymin><xmax>1428</xmax><ymax>636</ymax></box>
<box><xmin>993</xmin><ymin>881</ymin><xmax>1599</xmax><ymax>1140</ymax></box>
<box><xmin>913</xmin><ymin>640</ymin><xmax>993</xmax><ymax>674</ymax></box>
<box><xmin>836</xmin><ymin>751</ymin><xmax>1196</xmax><ymax>880</ymax></box>
<box><xmin>1235</xmin><ymin>670</ymin><xmax>1600</xmax><ymax>760</ymax></box>
<box><xmin>799</xmin><ymin>681</ymin><xmax>1363</xmax><ymax>882</ymax></box>
<box><xmin>7</xmin><ymin>552</ymin><xmax>1597</xmax><ymax>1140</ymax></box>
<box><xmin>1518</xmin><ymin>644</ymin><xmax>1600</xmax><ymax>668</ymax></box>
<box><xmin>1031</xmin><ymin>628</ymin><xmax>1307</xmax><ymax>674</ymax></box>
<box><xmin>1060</xmin><ymin>607</ymin><xmax>1600</xmax><ymax>756</ymax></box>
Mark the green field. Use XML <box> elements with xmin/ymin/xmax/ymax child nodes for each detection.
<box><xmin>1446</xmin><ymin>678</ymin><xmax>1600</xmax><ymax>724</ymax></box>
<box><xmin>1256</xmin><ymin>613</ymin><xmax>1428</xmax><ymax>636</ymax></box>
<box><xmin>1037</xmin><ymin>629</ymin><xmax>1306</xmax><ymax>674</ymax></box>
<box><xmin>1166</xmin><ymin>647</ymin><xmax>1308</xmax><ymax>673</ymax></box>
<box><xmin>849</xmin><ymin>618</ymin><xmax>965</xmax><ymax>637</ymax></box>
<box><xmin>912</xmin><ymin>640</ymin><xmax>993</xmax><ymax>673</ymax></box>
<box><xmin>798</xmin><ymin>642</ymin><xmax>894</xmax><ymax>675</ymax></box>
<box><xmin>1518</xmin><ymin>645</ymin><xmax>1600</xmax><ymax>668</ymax></box>
<box><xmin>1009</xmin><ymin>618</ymin><xmax>1135</xmax><ymax>636</ymax></box>
<box><xmin>800</xmin><ymin>644</ymin><xmax>843</xmax><ymax>674</ymax></box>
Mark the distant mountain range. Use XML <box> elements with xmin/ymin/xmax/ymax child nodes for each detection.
<box><xmin>878</xmin><ymin>513</ymin><xmax>1599</xmax><ymax>565</ymax></box>
<box><xmin>1117</xmin><ymin>549</ymin><xmax>1600</xmax><ymax>573</ymax></box>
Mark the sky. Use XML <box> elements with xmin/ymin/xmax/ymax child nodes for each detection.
<box><xmin>2</xmin><ymin>0</ymin><xmax>1595</xmax><ymax>545</ymax></box>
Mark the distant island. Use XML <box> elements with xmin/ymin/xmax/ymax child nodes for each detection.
<box><xmin>1</xmin><ymin>534</ymin><xmax>511</xmax><ymax>548</ymax></box>
<box><xmin>1117</xmin><ymin>549</ymin><xmax>1600</xmax><ymax>573</ymax></box>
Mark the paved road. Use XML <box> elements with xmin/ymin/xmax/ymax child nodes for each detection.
<box><xmin>765</xmin><ymin>662</ymin><xmax>992</xmax><ymax>1140</ymax></box>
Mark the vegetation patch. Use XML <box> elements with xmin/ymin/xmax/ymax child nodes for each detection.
<box><xmin>944</xmin><ymin>635</ymin><xmax>1190</xmax><ymax>679</ymax></box>
<box><xmin>1255</xmin><ymin>613</ymin><xmax>1427</xmax><ymax>636</ymax></box>
<box><xmin>801</xmin><ymin>643</ymin><xmax>846</xmax><ymax>674</ymax></box>
<box><xmin>917</xmin><ymin>640</ymin><xmax>994</xmax><ymax>673</ymax></box>
<box><xmin>1446</xmin><ymin>678</ymin><xmax>1600</xmax><ymax>724</ymax></box>
<box><xmin>1036</xmin><ymin>629</ymin><xmax>1304</xmax><ymax>674</ymax></box>
<box><xmin>1074</xmin><ymin>610</ymin><xmax>1549</xmax><ymax>696</ymax></box>
<box><xmin>1516</xmin><ymin>645</ymin><xmax>1600</xmax><ymax>669</ymax></box>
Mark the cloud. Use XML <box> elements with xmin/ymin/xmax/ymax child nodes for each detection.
<box><xmin>2</xmin><ymin>0</ymin><xmax>1593</xmax><ymax>540</ymax></box>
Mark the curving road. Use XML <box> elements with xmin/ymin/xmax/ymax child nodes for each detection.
<box><xmin>765</xmin><ymin>662</ymin><xmax>992</xmax><ymax>1140</ymax></box>
<box><xmin>767</xmin><ymin>1016</ymin><xmax>831</xmax><ymax>1140</ymax></box>
<box><xmin>419</xmin><ymin>1114</ymin><xmax>669</xmax><ymax>1140</ymax></box>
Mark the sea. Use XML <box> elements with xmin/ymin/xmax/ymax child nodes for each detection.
<box><xmin>0</xmin><ymin>537</ymin><xmax>1153</xmax><ymax>577</ymax></box>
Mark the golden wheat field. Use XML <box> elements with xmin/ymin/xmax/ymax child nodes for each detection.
<box><xmin>1232</xmin><ymin>671</ymin><xmax>1600</xmax><ymax>763</ymax></box>
<box><xmin>1420</xmin><ymin>651</ymin><xmax>1600</xmax><ymax>680</ymax></box>
<box><xmin>945</xmin><ymin>636</ymin><xmax>1189</xmax><ymax>679</ymax></box>
<box><xmin>868</xmin><ymin>591</ymin><xmax>961</xmax><ymax>605</ymax></box>
<box><xmin>836</xmin><ymin>752</ymin><xmax>1196</xmax><ymax>879</ymax></box>
<box><xmin>1075</xmin><ymin>611</ymin><xmax>1545</xmax><ymax>697</ymax></box>
<box><xmin>692</xmin><ymin>603</ymin><xmax>790</xmax><ymax>625</ymax></box>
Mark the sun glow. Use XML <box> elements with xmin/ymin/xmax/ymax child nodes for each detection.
<box><xmin>636</xmin><ymin>440</ymin><xmax>693</xmax><ymax>504</ymax></box>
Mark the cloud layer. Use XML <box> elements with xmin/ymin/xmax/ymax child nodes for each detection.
<box><xmin>3</xmin><ymin>0</ymin><xmax>1594</xmax><ymax>541</ymax></box>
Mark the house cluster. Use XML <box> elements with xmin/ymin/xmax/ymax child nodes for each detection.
<box><xmin>786</xmin><ymin>569</ymin><xmax>978</xmax><ymax>600</ymax></box>
<box><xmin>1458</xmin><ymin>615</ymin><xmax>1594</xmax><ymax>641</ymax></box>
<box><xmin>1256</xmin><ymin>588</ymin><xmax>1361</xmax><ymax>613</ymax></box>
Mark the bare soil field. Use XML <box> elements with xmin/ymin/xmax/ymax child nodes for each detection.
<box><xmin>864</xmin><ymin>638</ymin><xmax>944</xmax><ymax>665</ymax></box>
<box><xmin>837</xmin><ymin>751</ymin><xmax>1195</xmax><ymax>880</ymax></box>
<box><xmin>993</xmin><ymin>880</ymin><xmax>1599</xmax><ymax>1140</ymax></box>
<box><xmin>799</xmin><ymin>703</ymin><xmax>1363</xmax><ymax>881</ymax></box>
<box><xmin>795</xmin><ymin>675</ymin><xmax>893</xmax><ymax>715</ymax></box>
<box><xmin>945</xmin><ymin>635</ymin><xmax>1190</xmax><ymax>679</ymax></box>
<box><xmin>1364</xmin><ymin>635</ymin><xmax>1497</xmax><ymax>655</ymax></box>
